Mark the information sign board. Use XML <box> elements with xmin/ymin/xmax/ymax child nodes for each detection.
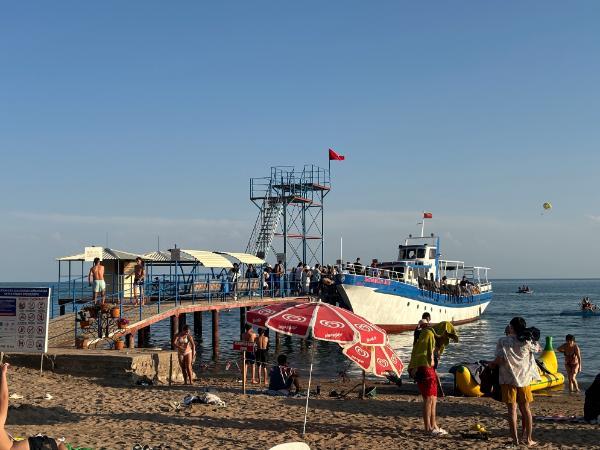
<box><xmin>0</xmin><ymin>288</ymin><xmax>51</xmax><ymax>353</ymax></box>
<box><xmin>84</xmin><ymin>247</ymin><xmax>103</xmax><ymax>262</ymax></box>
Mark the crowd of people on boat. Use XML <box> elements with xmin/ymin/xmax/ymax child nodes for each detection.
<box><xmin>518</xmin><ymin>285</ymin><xmax>532</xmax><ymax>293</ymax></box>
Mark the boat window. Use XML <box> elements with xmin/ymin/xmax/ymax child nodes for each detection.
<box><xmin>417</xmin><ymin>248</ymin><xmax>426</xmax><ymax>258</ymax></box>
<box><xmin>399</xmin><ymin>249</ymin><xmax>406</xmax><ymax>259</ymax></box>
<box><xmin>429</xmin><ymin>249</ymin><xmax>436</xmax><ymax>259</ymax></box>
<box><xmin>406</xmin><ymin>249</ymin><xmax>416</xmax><ymax>259</ymax></box>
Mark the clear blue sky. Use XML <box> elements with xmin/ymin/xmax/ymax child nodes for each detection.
<box><xmin>1</xmin><ymin>1</ymin><xmax>600</xmax><ymax>281</ymax></box>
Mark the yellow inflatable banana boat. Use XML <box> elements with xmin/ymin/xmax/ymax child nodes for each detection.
<box><xmin>453</xmin><ymin>336</ymin><xmax>564</xmax><ymax>397</ymax></box>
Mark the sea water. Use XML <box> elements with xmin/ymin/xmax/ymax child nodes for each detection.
<box><xmin>3</xmin><ymin>279</ymin><xmax>598</xmax><ymax>386</ymax></box>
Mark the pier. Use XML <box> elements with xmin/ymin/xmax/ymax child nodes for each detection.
<box><xmin>52</xmin><ymin>247</ymin><xmax>312</xmax><ymax>355</ymax></box>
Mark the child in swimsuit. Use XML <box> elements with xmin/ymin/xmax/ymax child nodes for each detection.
<box><xmin>558</xmin><ymin>334</ymin><xmax>582</xmax><ymax>393</ymax></box>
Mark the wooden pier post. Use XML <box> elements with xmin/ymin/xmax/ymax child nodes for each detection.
<box><xmin>194</xmin><ymin>311</ymin><xmax>203</xmax><ymax>340</ymax></box>
<box><xmin>170</xmin><ymin>315</ymin><xmax>179</xmax><ymax>350</ymax></box>
<box><xmin>211</xmin><ymin>310</ymin><xmax>219</xmax><ymax>359</ymax></box>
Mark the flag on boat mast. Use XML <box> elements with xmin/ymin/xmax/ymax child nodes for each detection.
<box><xmin>420</xmin><ymin>211</ymin><xmax>432</xmax><ymax>237</ymax></box>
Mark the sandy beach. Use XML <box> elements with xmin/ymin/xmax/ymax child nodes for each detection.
<box><xmin>4</xmin><ymin>365</ymin><xmax>598</xmax><ymax>450</ymax></box>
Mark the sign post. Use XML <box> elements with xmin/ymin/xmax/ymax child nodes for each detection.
<box><xmin>233</xmin><ymin>341</ymin><xmax>255</xmax><ymax>395</ymax></box>
<box><xmin>0</xmin><ymin>288</ymin><xmax>51</xmax><ymax>375</ymax></box>
<box><xmin>242</xmin><ymin>350</ymin><xmax>247</xmax><ymax>395</ymax></box>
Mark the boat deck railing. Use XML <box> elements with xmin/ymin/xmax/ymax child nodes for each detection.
<box><xmin>342</xmin><ymin>263</ymin><xmax>492</xmax><ymax>303</ymax></box>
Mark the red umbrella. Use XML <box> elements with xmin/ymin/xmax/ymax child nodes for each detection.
<box><xmin>245</xmin><ymin>301</ymin><xmax>389</xmax><ymax>436</ymax></box>
<box><xmin>246</xmin><ymin>301</ymin><xmax>387</xmax><ymax>346</ymax></box>
<box><xmin>342</xmin><ymin>342</ymin><xmax>404</xmax><ymax>377</ymax></box>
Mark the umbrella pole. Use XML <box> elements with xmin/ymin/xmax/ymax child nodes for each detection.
<box><xmin>361</xmin><ymin>370</ymin><xmax>366</xmax><ymax>399</ymax></box>
<box><xmin>302</xmin><ymin>342</ymin><xmax>315</xmax><ymax>437</ymax></box>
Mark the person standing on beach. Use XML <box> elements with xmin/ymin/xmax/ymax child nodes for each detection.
<box><xmin>557</xmin><ymin>334</ymin><xmax>582</xmax><ymax>393</ymax></box>
<box><xmin>242</xmin><ymin>324</ymin><xmax>258</xmax><ymax>384</ymax></box>
<box><xmin>255</xmin><ymin>328</ymin><xmax>269</xmax><ymax>386</ymax></box>
<box><xmin>408</xmin><ymin>321</ymin><xmax>458</xmax><ymax>436</ymax></box>
<box><xmin>88</xmin><ymin>257</ymin><xmax>106</xmax><ymax>304</ymax></box>
<box><xmin>493</xmin><ymin>317</ymin><xmax>540</xmax><ymax>447</ymax></box>
<box><xmin>133</xmin><ymin>257</ymin><xmax>145</xmax><ymax>305</ymax></box>
<box><xmin>173</xmin><ymin>325</ymin><xmax>196</xmax><ymax>385</ymax></box>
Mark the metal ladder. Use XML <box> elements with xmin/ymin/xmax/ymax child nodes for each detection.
<box><xmin>246</xmin><ymin>197</ymin><xmax>284</xmax><ymax>258</ymax></box>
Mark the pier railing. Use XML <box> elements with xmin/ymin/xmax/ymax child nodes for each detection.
<box><xmin>51</xmin><ymin>271</ymin><xmax>324</xmax><ymax>344</ymax></box>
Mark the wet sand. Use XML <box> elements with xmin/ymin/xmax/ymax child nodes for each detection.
<box><xmin>5</xmin><ymin>366</ymin><xmax>598</xmax><ymax>449</ymax></box>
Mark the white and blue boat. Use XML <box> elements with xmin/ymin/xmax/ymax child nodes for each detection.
<box><xmin>336</xmin><ymin>234</ymin><xmax>493</xmax><ymax>333</ymax></box>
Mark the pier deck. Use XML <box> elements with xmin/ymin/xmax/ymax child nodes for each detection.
<box><xmin>49</xmin><ymin>296</ymin><xmax>308</xmax><ymax>348</ymax></box>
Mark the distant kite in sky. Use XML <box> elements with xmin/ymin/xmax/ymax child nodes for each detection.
<box><xmin>542</xmin><ymin>202</ymin><xmax>552</xmax><ymax>215</ymax></box>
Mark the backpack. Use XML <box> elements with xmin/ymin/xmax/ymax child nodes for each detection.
<box><xmin>479</xmin><ymin>364</ymin><xmax>502</xmax><ymax>402</ymax></box>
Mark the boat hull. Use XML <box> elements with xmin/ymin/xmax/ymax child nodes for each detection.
<box><xmin>337</xmin><ymin>274</ymin><xmax>492</xmax><ymax>332</ymax></box>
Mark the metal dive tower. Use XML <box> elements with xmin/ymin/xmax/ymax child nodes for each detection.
<box><xmin>247</xmin><ymin>165</ymin><xmax>331</xmax><ymax>269</ymax></box>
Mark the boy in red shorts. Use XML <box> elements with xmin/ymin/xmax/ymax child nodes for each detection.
<box><xmin>408</xmin><ymin>321</ymin><xmax>458</xmax><ymax>436</ymax></box>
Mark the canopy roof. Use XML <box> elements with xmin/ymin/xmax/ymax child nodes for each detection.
<box><xmin>57</xmin><ymin>248</ymin><xmax>144</xmax><ymax>262</ymax></box>
<box><xmin>216</xmin><ymin>252</ymin><xmax>264</xmax><ymax>265</ymax></box>
<box><xmin>181</xmin><ymin>250</ymin><xmax>233</xmax><ymax>268</ymax></box>
<box><xmin>58</xmin><ymin>248</ymin><xmax>265</xmax><ymax>268</ymax></box>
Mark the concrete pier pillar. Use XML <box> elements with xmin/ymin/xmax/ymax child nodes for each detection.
<box><xmin>170</xmin><ymin>315</ymin><xmax>179</xmax><ymax>350</ymax></box>
<box><xmin>125</xmin><ymin>333</ymin><xmax>135</xmax><ymax>349</ymax></box>
<box><xmin>194</xmin><ymin>311</ymin><xmax>203</xmax><ymax>340</ymax></box>
<box><xmin>178</xmin><ymin>313</ymin><xmax>187</xmax><ymax>330</ymax></box>
<box><xmin>211</xmin><ymin>310</ymin><xmax>219</xmax><ymax>359</ymax></box>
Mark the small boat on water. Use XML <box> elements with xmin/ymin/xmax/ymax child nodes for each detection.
<box><xmin>451</xmin><ymin>336</ymin><xmax>564</xmax><ymax>397</ymax></box>
<box><xmin>516</xmin><ymin>285</ymin><xmax>533</xmax><ymax>294</ymax></box>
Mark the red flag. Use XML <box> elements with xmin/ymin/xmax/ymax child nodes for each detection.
<box><xmin>423</xmin><ymin>212</ymin><xmax>433</xmax><ymax>219</ymax></box>
<box><xmin>329</xmin><ymin>148</ymin><xmax>345</xmax><ymax>161</ymax></box>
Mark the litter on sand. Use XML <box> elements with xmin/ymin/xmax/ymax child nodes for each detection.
<box><xmin>182</xmin><ymin>392</ymin><xmax>226</xmax><ymax>407</ymax></box>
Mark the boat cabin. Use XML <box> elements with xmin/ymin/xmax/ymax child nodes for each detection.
<box><xmin>344</xmin><ymin>234</ymin><xmax>491</xmax><ymax>293</ymax></box>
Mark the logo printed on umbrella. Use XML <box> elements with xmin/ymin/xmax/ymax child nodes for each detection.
<box><xmin>318</xmin><ymin>320</ymin><xmax>344</xmax><ymax>329</ymax></box>
<box><xmin>354</xmin><ymin>346</ymin><xmax>369</xmax><ymax>358</ymax></box>
<box><xmin>259</xmin><ymin>308</ymin><xmax>276</xmax><ymax>315</ymax></box>
<box><xmin>377</xmin><ymin>358</ymin><xmax>389</xmax><ymax>368</ymax></box>
<box><xmin>281</xmin><ymin>314</ymin><xmax>307</xmax><ymax>323</ymax></box>
<box><xmin>354</xmin><ymin>323</ymin><xmax>373</xmax><ymax>332</ymax></box>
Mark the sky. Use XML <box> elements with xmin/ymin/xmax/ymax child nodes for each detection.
<box><xmin>1</xmin><ymin>1</ymin><xmax>600</xmax><ymax>281</ymax></box>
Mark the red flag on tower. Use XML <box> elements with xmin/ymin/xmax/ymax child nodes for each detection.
<box><xmin>328</xmin><ymin>148</ymin><xmax>345</xmax><ymax>161</ymax></box>
<box><xmin>423</xmin><ymin>212</ymin><xmax>433</xmax><ymax>219</ymax></box>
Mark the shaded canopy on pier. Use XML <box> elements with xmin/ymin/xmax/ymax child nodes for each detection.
<box><xmin>57</xmin><ymin>247</ymin><xmax>265</xmax><ymax>268</ymax></box>
<box><xmin>56</xmin><ymin>248</ymin><xmax>144</xmax><ymax>261</ymax></box>
<box><xmin>143</xmin><ymin>249</ymin><xmax>265</xmax><ymax>268</ymax></box>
